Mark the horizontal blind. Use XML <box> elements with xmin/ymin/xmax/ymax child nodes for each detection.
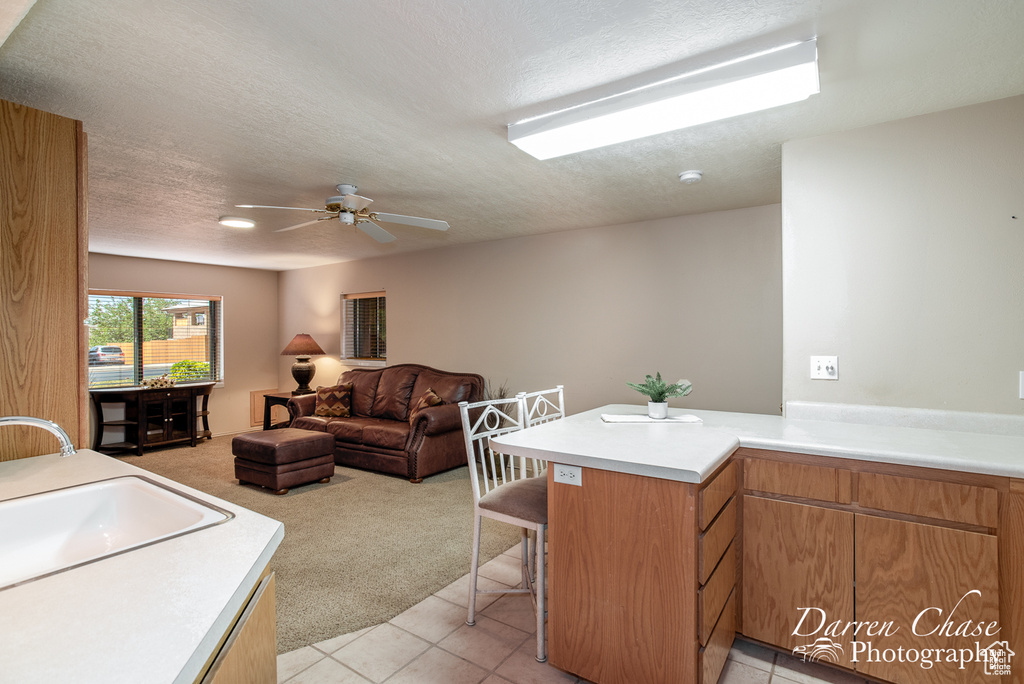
<box><xmin>342</xmin><ymin>292</ymin><xmax>386</xmax><ymax>360</ymax></box>
<box><xmin>87</xmin><ymin>291</ymin><xmax>221</xmax><ymax>387</ymax></box>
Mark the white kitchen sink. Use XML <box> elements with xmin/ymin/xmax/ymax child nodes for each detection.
<box><xmin>0</xmin><ymin>475</ymin><xmax>233</xmax><ymax>590</ymax></box>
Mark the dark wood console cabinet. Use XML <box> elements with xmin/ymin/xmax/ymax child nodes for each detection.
<box><xmin>90</xmin><ymin>382</ymin><xmax>215</xmax><ymax>455</ymax></box>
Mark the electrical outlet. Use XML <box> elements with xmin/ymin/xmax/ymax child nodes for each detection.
<box><xmin>810</xmin><ymin>356</ymin><xmax>838</xmax><ymax>380</ymax></box>
<box><xmin>553</xmin><ymin>463</ymin><xmax>582</xmax><ymax>486</ymax></box>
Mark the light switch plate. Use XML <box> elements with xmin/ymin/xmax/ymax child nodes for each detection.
<box><xmin>553</xmin><ymin>463</ymin><xmax>582</xmax><ymax>486</ymax></box>
<box><xmin>810</xmin><ymin>356</ymin><xmax>838</xmax><ymax>380</ymax></box>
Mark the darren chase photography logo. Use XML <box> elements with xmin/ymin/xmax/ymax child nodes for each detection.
<box><xmin>791</xmin><ymin>590</ymin><xmax>1012</xmax><ymax>675</ymax></box>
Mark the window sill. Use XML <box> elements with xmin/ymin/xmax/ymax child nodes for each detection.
<box><xmin>342</xmin><ymin>359</ymin><xmax>386</xmax><ymax>368</ymax></box>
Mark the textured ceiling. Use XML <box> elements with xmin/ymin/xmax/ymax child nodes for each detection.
<box><xmin>1</xmin><ymin>0</ymin><xmax>1023</xmax><ymax>271</ymax></box>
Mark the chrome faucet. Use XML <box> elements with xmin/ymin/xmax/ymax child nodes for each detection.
<box><xmin>0</xmin><ymin>416</ymin><xmax>77</xmax><ymax>457</ymax></box>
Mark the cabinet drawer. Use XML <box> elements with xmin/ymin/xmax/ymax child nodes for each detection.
<box><xmin>698</xmin><ymin>541</ymin><xmax>735</xmax><ymax>646</ymax></box>
<box><xmin>858</xmin><ymin>472</ymin><xmax>999</xmax><ymax>528</ymax></box>
<box><xmin>699</xmin><ymin>461</ymin><xmax>737</xmax><ymax>531</ymax></box>
<box><xmin>700</xmin><ymin>589</ymin><xmax>735</xmax><ymax>684</ymax></box>
<box><xmin>745</xmin><ymin>457</ymin><xmax>843</xmax><ymax>502</ymax></box>
<box><xmin>698</xmin><ymin>497</ymin><xmax>736</xmax><ymax>584</ymax></box>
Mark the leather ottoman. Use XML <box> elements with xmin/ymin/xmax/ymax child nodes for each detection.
<box><xmin>232</xmin><ymin>428</ymin><xmax>335</xmax><ymax>495</ymax></box>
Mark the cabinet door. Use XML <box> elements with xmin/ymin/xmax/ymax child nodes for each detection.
<box><xmin>855</xmin><ymin>516</ymin><xmax>999</xmax><ymax>684</ymax></box>
<box><xmin>142</xmin><ymin>397</ymin><xmax>169</xmax><ymax>444</ymax></box>
<box><xmin>203</xmin><ymin>573</ymin><xmax>276</xmax><ymax>684</ymax></box>
<box><xmin>549</xmin><ymin>467</ymin><xmax>700</xmax><ymax>684</ymax></box>
<box><xmin>742</xmin><ymin>496</ymin><xmax>855</xmax><ymax>667</ymax></box>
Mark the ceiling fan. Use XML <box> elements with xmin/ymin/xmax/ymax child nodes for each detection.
<box><xmin>236</xmin><ymin>184</ymin><xmax>449</xmax><ymax>243</ymax></box>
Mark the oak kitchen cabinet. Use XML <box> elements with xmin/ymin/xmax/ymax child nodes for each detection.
<box><xmin>548</xmin><ymin>460</ymin><xmax>738</xmax><ymax>684</ymax></box>
<box><xmin>740</xmin><ymin>449</ymin><xmax>1005</xmax><ymax>684</ymax></box>
<box><xmin>0</xmin><ymin>98</ymin><xmax>88</xmax><ymax>460</ymax></box>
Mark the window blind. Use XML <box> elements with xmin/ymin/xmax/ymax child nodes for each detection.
<box><xmin>342</xmin><ymin>292</ymin><xmax>386</xmax><ymax>360</ymax></box>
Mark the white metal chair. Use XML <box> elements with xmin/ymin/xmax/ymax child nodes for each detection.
<box><xmin>520</xmin><ymin>385</ymin><xmax>565</xmax><ymax>477</ymax></box>
<box><xmin>459</xmin><ymin>394</ymin><xmax>548</xmax><ymax>662</ymax></box>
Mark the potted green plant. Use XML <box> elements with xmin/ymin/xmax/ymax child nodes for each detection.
<box><xmin>627</xmin><ymin>372</ymin><xmax>692</xmax><ymax>419</ymax></box>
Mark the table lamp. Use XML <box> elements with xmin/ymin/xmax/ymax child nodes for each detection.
<box><xmin>281</xmin><ymin>333</ymin><xmax>326</xmax><ymax>395</ymax></box>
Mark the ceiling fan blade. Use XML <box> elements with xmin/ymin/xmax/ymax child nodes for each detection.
<box><xmin>341</xmin><ymin>194</ymin><xmax>373</xmax><ymax>211</ymax></box>
<box><xmin>274</xmin><ymin>216</ymin><xmax>335</xmax><ymax>233</ymax></box>
<box><xmin>372</xmin><ymin>212</ymin><xmax>449</xmax><ymax>231</ymax></box>
<box><xmin>236</xmin><ymin>204</ymin><xmax>329</xmax><ymax>213</ymax></box>
<box><xmin>356</xmin><ymin>220</ymin><xmax>397</xmax><ymax>243</ymax></box>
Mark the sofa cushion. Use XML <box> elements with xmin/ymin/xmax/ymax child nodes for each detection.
<box><xmin>411</xmin><ymin>371</ymin><xmax>477</xmax><ymax>405</ymax></box>
<box><xmin>370</xmin><ymin>366</ymin><xmax>419</xmax><ymax>421</ymax></box>
<box><xmin>325</xmin><ymin>417</ymin><xmax>373</xmax><ymax>443</ymax></box>
<box><xmin>362</xmin><ymin>421</ymin><xmax>411</xmax><ymax>451</ymax></box>
<box><xmin>323</xmin><ymin>416</ymin><xmax>410</xmax><ymax>451</ymax></box>
<box><xmin>409</xmin><ymin>387</ymin><xmax>444</xmax><ymax>424</ymax></box>
<box><xmin>314</xmin><ymin>382</ymin><xmax>353</xmax><ymax>417</ymax></box>
<box><xmin>340</xmin><ymin>369</ymin><xmax>383</xmax><ymax>417</ymax></box>
<box><xmin>291</xmin><ymin>415</ymin><xmax>331</xmax><ymax>431</ymax></box>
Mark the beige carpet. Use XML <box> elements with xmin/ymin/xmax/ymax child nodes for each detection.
<box><xmin>119</xmin><ymin>436</ymin><xmax>520</xmax><ymax>653</ymax></box>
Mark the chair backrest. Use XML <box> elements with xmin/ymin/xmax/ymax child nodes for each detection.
<box><xmin>459</xmin><ymin>394</ymin><xmax>528</xmax><ymax>503</ymax></box>
<box><xmin>522</xmin><ymin>385</ymin><xmax>565</xmax><ymax>428</ymax></box>
<box><xmin>519</xmin><ymin>386</ymin><xmax>564</xmax><ymax>476</ymax></box>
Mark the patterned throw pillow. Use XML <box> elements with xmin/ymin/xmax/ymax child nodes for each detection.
<box><xmin>409</xmin><ymin>387</ymin><xmax>444</xmax><ymax>423</ymax></box>
<box><xmin>314</xmin><ymin>382</ymin><xmax>353</xmax><ymax>418</ymax></box>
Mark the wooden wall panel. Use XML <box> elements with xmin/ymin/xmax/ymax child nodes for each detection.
<box><xmin>0</xmin><ymin>99</ymin><xmax>85</xmax><ymax>460</ymax></box>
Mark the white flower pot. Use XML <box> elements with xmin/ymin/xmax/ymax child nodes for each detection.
<box><xmin>648</xmin><ymin>402</ymin><xmax>668</xmax><ymax>419</ymax></box>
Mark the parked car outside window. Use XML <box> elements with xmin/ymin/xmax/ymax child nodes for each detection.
<box><xmin>88</xmin><ymin>345</ymin><xmax>125</xmax><ymax>365</ymax></box>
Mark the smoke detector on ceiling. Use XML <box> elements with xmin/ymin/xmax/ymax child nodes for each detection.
<box><xmin>679</xmin><ymin>170</ymin><xmax>703</xmax><ymax>184</ymax></box>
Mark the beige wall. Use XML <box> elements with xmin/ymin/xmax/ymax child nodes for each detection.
<box><xmin>88</xmin><ymin>253</ymin><xmax>280</xmax><ymax>436</ymax></box>
<box><xmin>782</xmin><ymin>95</ymin><xmax>1024</xmax><ymax>414</ymax></box>
<box><xmin>279</xmin><ymin>205</ymin><xmax>783</xmax><ymax>416</ymax></box>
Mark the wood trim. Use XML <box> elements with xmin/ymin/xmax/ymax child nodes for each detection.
<box><xmin>342</xmin><ymin>291</ymin><xmax>385</xmax><ymax>299</ymax></box>
<box><xmin>89</xmin><ymin>288</ymin><xmax>223</xmax><ymax>301</ymax></box>
<box><xmin>699</xmin><ymin>497</ymin><xmax>736</xmax><ymax>584</ymax></box>
<box><xmin>736</xmin><ymin>447</ymin><xmax>1011</xmax><ymax>492</ymax></box>
<box><xmin>699</xmin><ymin>460</ymin><xmax>737</xmax><ymax>530</ymax></box>
<box><xmin>858</xmin><ymin>471</ymin><xmax>999</xmax><ymax>528</ymax></box>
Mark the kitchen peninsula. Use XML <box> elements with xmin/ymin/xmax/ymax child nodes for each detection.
<box><xmin>492</xmin><ymin>405</ymin><xmax>1024</xmax><ymax>684</ymax></box>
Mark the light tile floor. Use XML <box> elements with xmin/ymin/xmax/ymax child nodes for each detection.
<box><xmin>278</xmin><ymin>546</ymin><xmax>872</xmax><ymax>684</ymax></box>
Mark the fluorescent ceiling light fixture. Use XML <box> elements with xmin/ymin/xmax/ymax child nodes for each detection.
<box><xmin>218</xmin><ymin>216</ymin><xmax>255</xmax><ymax>228</ymax></box>
<box><xmin>508</xmin><ymin>39</ymin><xmax>819</xmax><ymax>160</ymax></box>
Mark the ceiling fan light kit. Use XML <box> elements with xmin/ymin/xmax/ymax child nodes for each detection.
<box><xmin>218</xmin><ymin>216</ymin><xmax>255</xmax><ymax>228</ymax></box>
<box><xmin>508</xmin><ymin>39</ymin><xmax>819</xmax><ymax>160</ymax></box>
<box><xmin>236</xmin><ymin>184</ymin><xmax>450</xmax><ymax>243</ymax></box>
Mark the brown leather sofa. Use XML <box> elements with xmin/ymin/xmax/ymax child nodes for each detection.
<box><xmin>287</xmin><ymin>363</ymin><xmax>484</xmax><ymax>482</ymax></box>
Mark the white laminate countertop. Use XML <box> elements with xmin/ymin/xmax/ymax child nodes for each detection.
<box><xmin>490</xmin><ymin>404</ymin><xmax>1024</xmax><ymax>484</ymax></box>
<box><xmin>0</xmin><ymin>449</ymin><xmax>284</xmax><ymax>684</ymax></box>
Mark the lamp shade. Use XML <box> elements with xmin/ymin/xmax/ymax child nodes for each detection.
<box><xmin>281</xmin><ymin>333</ymin><xmax>325</xmax><ymax>357</ymax></box>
